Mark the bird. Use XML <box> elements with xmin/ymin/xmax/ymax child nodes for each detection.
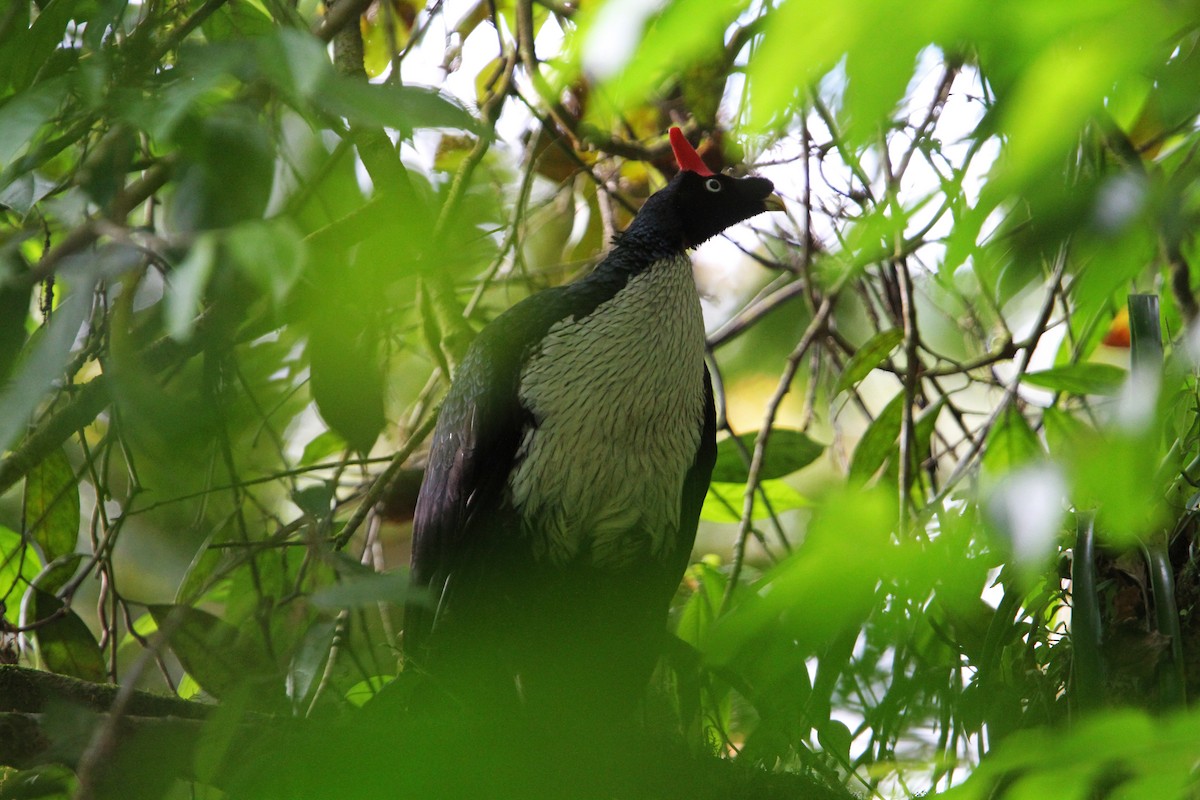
<box><xmin>405</xmin><ymin>127</ymin><xmax>783</xmax><ymax>716</ymax></box>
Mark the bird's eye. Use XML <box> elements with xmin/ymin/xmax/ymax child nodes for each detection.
<box><xmin>704</xmin><ymin>178</ymin><xmax>722</xmax><ymax>193</ymax></box>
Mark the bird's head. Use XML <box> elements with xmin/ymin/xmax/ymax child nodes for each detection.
<box><xmin>623</xmin><ymin>127</ymin><xmax>784</xmax><ymax>252</ymax></box>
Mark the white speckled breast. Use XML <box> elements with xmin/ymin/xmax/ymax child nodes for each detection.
<box><xmin>508</xmin><ymin>254</ymin><xmax>707</xmax><ymax>568</ymax></box>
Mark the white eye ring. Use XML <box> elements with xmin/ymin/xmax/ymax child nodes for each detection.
<box><xmin>704</xmin><ymin>178</ymin><xmax>722</xmax><ymax>192</ymax></box>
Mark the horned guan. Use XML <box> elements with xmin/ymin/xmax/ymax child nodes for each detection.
<box><xmin>405</xmin><ymin>127</ymin><xmax>783</xmax><ymax>715</ymax></box>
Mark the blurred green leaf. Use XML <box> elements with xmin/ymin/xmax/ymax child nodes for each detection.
<box><xmin>0</xmin><ymin>77</ymin><xmax>67</xmax><ymax>172</ymax></box>
<box><xmin>3</xmin><ymin>0</ymin><xmax>78</xmax><ymax>93</ymax></box>
<box><xmin>834</xmin><ymin>328</ymin><xmax>903</xmax><ymax>396</ymax></box>
<box><xmin>581</xmin><ymin>0</ymin><xmax>747</xmax><ymax>114</ymax></box>
<box><xmin>676</xmin><ymin>559</ymin><xmax>727</xmax><ymax>649</ymax></box>
<box><xmin>260</xmin><ymin>28</ymin><xmax>331</xmax><ymax>100</ymax></box>
<box><xmin>315</xmin><ymin>80</ymin><xmax>477</xmax><ymax>135</ymax></box>
<box><xmin>1022</xmin><ymin>363</ymin><xmax>1125</xmax><ymax>395</ymax></box>
<box><xmin>148</xmin><ymin>604</ymin><xmax>279</xmax><ymax>703</ymax></box>
<box><xmin>288</xmin><ymin>619</ymin><xmax>338</xmax><ymax>706</ymax></box>
<box><xmin>701</xmin><ymin>479</ymin><xmax>810</xmax><ymax>523</ymax></box>
<box><xmin>345</xmin><ymin>676</ymin><xmax>392</xmax><ymax>707</ymax></box>
<box><xmin>165</xmin><ymin>232</ymin><xmax>217</xmax><ymax>340</ymax></box>
<box><xmin>30</xmin><ymin>589</ymin><xmax>106</xmax><ymax>683</ymax></box>
<box><xmin>168</xmin><ymin>104</ymin><xmax>276</xmax><ymax>231</ymax></box>
<box><xmin>1069</xmin><ymin>428</ymin><xmax>1165</xmax><ymax>545</ymax></box>
<box><xmin>299</xmin><ymin>430</ymin><xmax>347</xmax><ymax>467</ymax></box>
<box><xmin>308</xmin><ymin>319</ymin><xmax>386</xmax><ymax>454</ymax></box>
<box><xmin>0</xmin><ymin>524</ymin><xmax>42</xmax><ymax>627</ymax></box>
<box><xmin>291</xmin><ymin>482</ymin><xmax>335</xmax><ymax>520</ymax></box>
<box><xmin>0</xmin><ymin>764</ymin><xmax>78</xmax><ymax>799</ymax></box>
<box><xmin>30</xmin><ymin>554</ymin><xmax>82</xmax><ymax>596</ymax></box>
<box><xmin>706</xmin><ymin>487</ymin><xmax>899</xmax><ymax>665</ymax></box>
<box><xmin>992</xmin><ymin>10</ymin><xmax>1167</xmax><ymax>194</ymax></box>
<box><xmin>224</xmin><ymin>219</ymin><xmax>307</xmax><ymax>307</ymax></box>
<box><xmin>982</xmin><ymin>405</ymin><xmax>1043</xmax><ymax>477</ymax></box>
<box><xmin>1042</xmin><ymin>406</ymin><xmax>1092</xmax><ymax>457</ymax></box>
<box><xmin>23</xmin><ymin>448</ymin><xmax>79</xmax><ymax>563</ymax></box>
<box><xmin>940</xmin><ymin>709</ymin><xmax>1200</xmax><ymax>800</ymax></box>
<box><xmin>818</xmin><ymin>719</ymin><xmax>853</xmax><ymax>764</ymax></box>
<box><xmin>849</xmin><ymin>390</ymin><xmax>904</xmax><ymax>484</ymax></box>
<box><xmin>711</xmin><ymin>429</ymin><xmax>825</xmax><ymax>483</ymax></box>
<box><xmin>202</xmin><ymin>0</ymin><xmax>274</xmax><ymax>41</ymax></box>
<box><xmin>309</xmin><ymin>571</ymin><xmax>409</xmax><ymax>610</ymax></box>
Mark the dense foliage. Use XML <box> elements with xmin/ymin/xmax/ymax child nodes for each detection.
<box><xmin>3</xmin><ymin>0</ymin><xmax>1200</xmax><ymax>797</ymax></box>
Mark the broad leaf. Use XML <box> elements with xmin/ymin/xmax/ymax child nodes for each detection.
<box><xmin>30</xmin><ymin>554</ymin><xmax>82</xmax><ymax>596</ymax></box>
<box><xmin>1023</xmin><ymin>363</ymin><xmax>1125</xmax><ymax>395</ymax></box>
<box><xmin>982</xmin><ymin>406</ymin><xmax>1043</xmax><ymax>477</ymax></box>
<box><xmin>849</xmin><ymin>390</ymin><xmax>905</xmax><ymax>484</ymax></box>
<box><xmin>31</xmin><ymin>588</ymin><xmax>106</xmax><ymax>683</ymax></box>
<box><xmin>148</xmin><ymin>604</ymin><xmax>279</xmax><ymax>703</ymax></box>
<box><xmin>315</xmin><ymin>80</ymin><xmax>477</xmax><ymax>135</ymax></box>
<box><xmin>701</xmin><ymin>479</ymin><xmax>810</xmax><ymax>523</ymax></box>
<box><xmin>834</xmin><ymin>328</ymin><xmax>904</xmax><ymax>396</ymax></box>
<box><xmin>309</xmin><ymin>571</ymin><xmax>409</xmax><ymax>610</ymax></box>
<box><xmin>711</xmin><ymin>429</ymin><xmax>825</xmax><ymax>483</ymax></box>
<box><xmin>224</xmin><ymin>219</ymin><xmax>307</xmax><ymax>307</ymax></box>
<box><xmin>24</xmin><ymin>448</ymin><xmax>79</xmax><ymax>563</ymax></box>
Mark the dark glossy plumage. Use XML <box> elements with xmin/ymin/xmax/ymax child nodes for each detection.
<box><xmin>406</xmin><ymin>146</ymin><xmax>779</xmax><ymax>714</ymax></box>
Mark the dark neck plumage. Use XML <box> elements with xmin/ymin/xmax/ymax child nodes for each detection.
<box><xmin>595</xmin><ymin>193</ymin><xmax>687</xmax><ymax>278</ymax></box>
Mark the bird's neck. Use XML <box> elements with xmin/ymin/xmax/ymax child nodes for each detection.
<box><xmin>605</xmin><ymin>222</ymin><xmax>687</xmax><ymax>273</ymax></box>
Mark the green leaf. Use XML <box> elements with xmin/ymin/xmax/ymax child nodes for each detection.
<box><xmin>345</xmin><ymin>676</ymin><xmax>393</xmax><ymax>707</ymax></box>
<box><xmin>168</xmin><ymin>104</ymin><xmax>275</xmax><ymax>231</ymax></box>
<box><xmin>711</xmin><ymin>429</ymin><xmax>825</xmax><ymax>483</ymax></box>
<box><xmin>23</xmin><ymin>448</ymin><xmax>80</xmax><ymax>563</ymax></box>
<box><xmin>4</xmin><ymin>0</ymin><xmax>79</xmax><ymax>92</ymax></box>
<box><xmin>994</xmin><ymin>18</ymin><xmax>1162</xmax><ymax>194</ymax></box>
<box><xmin>0</xmin><ymin>78</ymin><xmax>68</xmax><ymax>172</ymax></box>
<box><xmin>309</xmin><ymin>571</ymin><xmax>409</xmax><ymax>610</ymax></box>
<box><xmin>148</xmin><ymin>604</ymin><xmax>278</xmax><ymax>703</ymax></box>
<box><xmin>0</xmin><ymin>524</ymin><xmax>42</xmax><ymax>627</ymax></box>
<box><xmin>0</xmin><ymin>171</ymin><xmax>56</xmax><ymax>215</ymax></box>
<box><xmin>676</xmin><ymin>559</ymin><xmax>728</xmax><ymax>649</ymax></box>
<box><xmin>224</xmin><ymin>219</ymin><xmax>307</xmax><ymax>307</ymax></box>
<box><xmin>299</xmin><ymin>430</ymin><xmax>347</xmax><ymax>466</ymax></box>
<box><xmin>705</xmin><ymin>487</ymin><xmax>900</xmax><ymax>665</ymax></box>
<box><xmin>0</xmin><ymin>764</ymin><xmax>78</xmax><ymax>798</ymax></box>
<box><xmin>1022</xmin><ymin>363</ymin><xmax>1126</xmax><ymax>395</ymax></box>
<box><xmin>308</xmin><ymin>319</ymin><xmax>386</xmax><ymax>454</ymax></box>
<box><xmin>291</xmin><ymin>483</ymin><xmax>335</xmax><ymax>520</ymax></box>
<box><xmin>818</xmin><ymin>719</ymin><xmax>853</xmax><ymax>763</ymax></box>
<box><xmin>1042</xmin><ymin>406</ymin><xmax>1092</xmax><ymax>458</ymax></box>
<box><xmin>848</xmin><ymin>390</ymin><xmax>905</xmax><ymax>484</ymax></box>
<box><xmin>700</xmin><ymin>479</ymin><xmax>810</xmax><ymax>523</ymax></box>
<box><xmin>834</xmin><ymin>328</ymin><xmax>904</xmax><ymax>396</ymax></box>
<box><xmin>165</xmin><ymin>233</ymin><xmax>217</xmax><ymax>340</ymax></box>
<box><xmin>201</xmin><ymin>0</ymin><xmax>274</xmax><ymax>41</ymax></box>
<box><xmin>260</xmin><ymin>28</ymin><xmax>331</xmax><ymax>100</ymax></box>
<box><xmin>582</xmin><ymin>0</ymin><xmax>748</xmax><ymax>112</ymax></box>
<box><xmin>0</xmin><ymin>286</ymin><xmax>93</xmax><ymax>453</ymax></box>
<box><xmin>287</xmin><ymin>620</ymin><xmax>338</xmax><ymax>706</ymax></box>
<box><xmin>30</xmin><ymin>554</ymin><xmax>82</xmax><ymax>596</ymax></box>
<box><xmin>982</xmin><ymin>406</ymin><xmax>1043</xmax><ymax>477</ymax></box>
<box><xmin>31</xmin><ymin>589</ymin><xmax>106</xmax><ymax>683</ymax></box>
<box><xmin>316</xmin><ymin>79</ymin><xmax>477</xmax><ymax>135</ymax></box>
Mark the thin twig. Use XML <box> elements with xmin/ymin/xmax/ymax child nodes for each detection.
<box><xmin>721</xmin><ymin>293</ymin><xmax>839</xmax><ymax>612</ymax></box>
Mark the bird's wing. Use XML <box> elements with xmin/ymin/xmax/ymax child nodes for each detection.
<box><xmin>672</xmin><ymin>364</ymin><xmax>717</xmax><ymax>584</ymax></box>
<box><xmin>405</xmin><ymin>325</ymin><xmax>530</xmax><ymax>659</ymax></box>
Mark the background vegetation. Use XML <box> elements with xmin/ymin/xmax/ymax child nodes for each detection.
<box><xmin>3</xmin><ymin>0</ymin><xmax>1200</xmax><ymax>797</ymax></box>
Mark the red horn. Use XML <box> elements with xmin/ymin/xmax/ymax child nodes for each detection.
<box><xmin>669</xmin><ymin>127</ymin><xmax>713</xmax><ymax>176</ymax></box>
